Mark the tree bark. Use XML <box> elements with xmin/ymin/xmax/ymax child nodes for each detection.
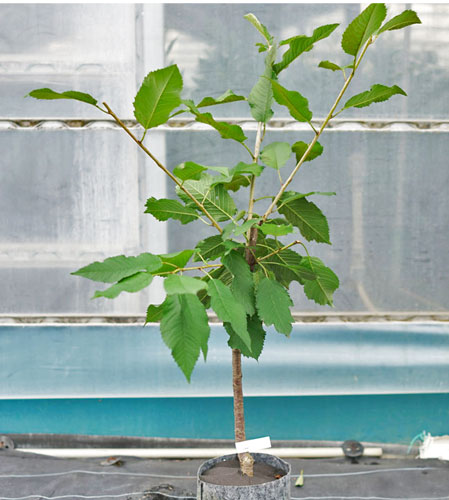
<box><xmin>232</xmin><ymin>348</ymin><xmax>254</xmax><ymax>476</ymax></box>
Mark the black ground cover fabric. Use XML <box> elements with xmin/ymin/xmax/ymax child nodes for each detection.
<box><xmin>0</xmin><ymin>448</ymin><xmax>448</xmax><ymax>499</ymax></box>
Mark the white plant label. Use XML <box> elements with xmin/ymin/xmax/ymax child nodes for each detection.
<box><xmin>235</xmin><ymin>436</ymin><xmax>272</xmax><ymax>453</ymax></box>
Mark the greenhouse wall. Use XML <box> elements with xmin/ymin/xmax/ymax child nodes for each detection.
<box><xmin>0</xmin><ymin>3</ymin><xmax>448</xmax><ymax>442</ymax></box>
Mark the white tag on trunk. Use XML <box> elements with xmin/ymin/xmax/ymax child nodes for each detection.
<box><xmin>235</xmin><ymin>436</ymin><xmax>271</xmax><ymax>453</ymax></box>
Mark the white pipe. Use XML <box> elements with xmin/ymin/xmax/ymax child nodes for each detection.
<box><xmin>17</xmin><ymin>447</ymin><xmax>383</xmax><ymax>459</ymax></box>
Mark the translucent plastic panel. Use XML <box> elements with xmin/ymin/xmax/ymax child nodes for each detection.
<box><xmin>0</xmin><ymin>4</ymin><xmax>137</xmax><ymax>118</ymax></box>
<box><xmin>0</xmin><ymin>128</ymin><xmax>167</xmax><ymax>314</ymax></box>
<box><xmin>164</xmin><ymin>3</ymin><xmax>449</xmax><ymax>119</ymax></box>
<box><xmin>165</xmin><ymin>129</ymin><xmax>449</xmax><ymax>313</ymax></box>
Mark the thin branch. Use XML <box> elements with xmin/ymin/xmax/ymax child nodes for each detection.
<box><xmin>257</xmin><ymin>240</ymin><xmax>302</xmax><ymax>262</ymax></box>
<box><xmin>103</xmin><ymin>102</ymin><xmax>223</xmax><ymax>234</ymax></box>
<box><xmin>261</xmin><ymin>39</ymin><xmax>373</xmax><ymax>223</ymax></box>
<box><xmin>157</xmin><ymin>263</ymin><xmax>222</xmax><ymax>276</ymax></box>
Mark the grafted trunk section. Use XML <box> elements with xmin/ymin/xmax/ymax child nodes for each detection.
<box><xmin>232</xmin><ymin>348</ymin><xmax>254</xmax><ymax>477</ymax></box>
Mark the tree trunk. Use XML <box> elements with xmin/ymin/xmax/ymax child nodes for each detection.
<box><xmin>232</xmin><ymin>348</ymin><xmax>254</xmax><ymax>477</ymax></box>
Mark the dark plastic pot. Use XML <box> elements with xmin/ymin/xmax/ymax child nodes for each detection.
<box><xmin>197</xmin><ymin>452</ymin><xmax>291</xmax><ymax>499</ymax></box>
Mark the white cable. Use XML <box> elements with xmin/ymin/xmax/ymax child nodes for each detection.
<box><xmin>0</xmin><ymin>466</ymin><xmax>437</xmax><ymax>481</ymax></box>
<box><xmin>0</xmin><ymin>469</ymin><xmax>194</xmax><ymax>480</ymax></box>
<box><xmin>0</xmin><ymin>492</ymin><xmax>195</xmax><ymax>500</ymax></box>
<box><xmin>295</xmin><ymin>466</ymin><xmax>438</xmax><ymax>478</ymax></box>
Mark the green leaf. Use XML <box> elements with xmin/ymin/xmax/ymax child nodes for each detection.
<box><xmin>342</xmin><ymin>84</ymin><xmax>407</xmax><ymax>110</ymax></box>
<box><xmin>225</xmin><ymin>314</ymin><xmax>266</xmax><ymax>360</ymax></box>
<box><xmin>223</xmin><ymin>250</ymin><xmax>256</xmax><ymax>316</ymax></box>
<box><xmin>222</xmin><ymin>175</ymin><xmax>250</xmax><ymax>192</ymax></box>
<box><xmin>278</xmin><ymin>195</ymin><xmax>330</xmax><ymax>244</ymax></box>
<box><xmin>208</xmin><ymin>279</ymin><xmax>251</xmax><ymax>351</ymax></box>
<box><xmin>256</xmin><ymin>43</ymin><xmax>268</xmax><ymax>53</ymax></box>
<box><xmin>72</xmin><ymin>253</ymin><xmax>162</xmax><ymax>283</ymax></box>
<box><xmin>341</xmin><ymin>3</ymin><xmax>387</xmax><ymax>56</ymax></box>
<box><xmin>301</xmin><ymin>257</ymin><xmax>339</xmax><ymax>306</ymax></box>
<box><xmin>260</xmin><ymin>221</ymin><xmax>294</xmax><ymax>236</ymax></box>
<box><xmin>154</xmin><ymin>250</ymin><xmax>194</xmax><ymax>275</ymax></box>
<box><xmin>318</xmin><ymin>60</ymin><xmax>343</xmax><ymax>72</ymax></box>
<box><xmin>274</xmin><ymin>24</ymin><xmax>339</xmax><ymax>74</ymax></box>
<box><xmin>197</xmin><ymin>90</ymin><xmax>246</xmax><ymax>108</ymax></box>
<box><xmin>248</xmin><ymin>46</ymin><xmax>276</xmax><ymax>123</ymax></box>
<box><xmin>272</xmin><ymin>81</ymin><xmax>312</xmax><ymax>122</ymax></box>
<box><xmin>244</xmin><ymin>13</ymin><xmax>274</xmax><ymax>45</ymax></box>
<box><xmin>133</xmin><ymin>64</ymin><xmax>183</xmax><ymax>130</ymax></box>
<box><xmin>255</xmin><ymin>277</ymin><xmax>293</xmax><ymax>335</ymax></box>
<box><xmin>377</xmin><ymin>9</ymin><xmax>421</xmax><ymax>34</ymax></box>
<box><xmin>248</xmin><ymin>74</ymin><xmax>274</xmax><ymax>123</ymax></box>
<box><xmin>194</xmin><ymin>235</ymin><xmax>226</xmax><ymax>262</ymax></box>
<box><xmin>145</xmin><ymin>197</ymin><xmax>199</xmax><ymax>224</ymax></box>
<box><xmin>195</xmin><ymin>112</ymin><xmax>247</xmax><ymax>142</ymax></box>
<box><xmin>291</xmin><ymin>141</ymin><xmax>323</xmax><ymax>163</ymax></box>
<box><xmin>146</xmin><ymin>302</ymin><xmax>165</xmax><ymax>323</ymax></box>
<box><xmin>231</xmin><ymin>162</ymin><xmax>264</xmax><ymax>177</ymax></box>
<box><xmin>164</xmin><ymin>275</ymin><xmax>208</xmax><ymax>295</ymax></box>
<box><xmin>160</xmin><ymin>294</ymin><xmax>210</xmax><ymax>381</ymax></box>
<box><xmin>93</xmin><ymin>272</ymin><xmax>153</xmax><ymax>299</ymax></box>
<box><xmin>260</xmin><ymin>142</ymin><xmax>292</xmax><ymax>170</ymax></box>
<box><xmin>27</xmin><ymin>88</ymin><xmax>98</xmax><ymax>106</ymax></box>
<box><xmin>178</xmin><ymin>175</ymin><xmax>237</xmax><ymax>222</ymax></box>
<box><xmin>173</xmin><ymin>162</ymin><xmax>207</xmax><ymax>181</ymax></box>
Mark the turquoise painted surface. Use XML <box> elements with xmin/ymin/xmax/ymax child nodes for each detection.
<box><xmin>1</xmin><ymin>394</ymin><xmax>448</xmax><ymax>444</ymax></box>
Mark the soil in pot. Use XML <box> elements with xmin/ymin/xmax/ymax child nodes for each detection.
<box><xmin>200</xmin><ymin>456</ymin><xmax>286</xmax><ymax>486</ymax></box>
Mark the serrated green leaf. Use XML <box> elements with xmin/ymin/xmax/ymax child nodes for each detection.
<box><xmin>208</xmin><ymin>279</ymin><xmax>251</xmax><ymax>350</ymax></box>
<box><xmin>27</xmin><ymin>88</ymin><xmax>98</xmax><ymax>106</ymax></box>
<box><xmin>173</xmin><ymin>162</ymin><xmax>207</xmax><ymax>181</ymax></box>
<box><xmin>278</xmin><ymin>195</ymin><xmax>330</xmax><ymax>244</ymax></box>
<box><xmin>194</xmin><ymin>235</ymin><xmax>226</xmax><ymax>262</ymax></box>
<box><xmin>260</xmin><ymin>142</ymin><xmax>292</xmax><ymax>170</ymax></box>
<box><xmin>244</xmin><ymin>13</ymin><xmax>274</xmax><ymax>44</ymax></box>
<box><xmin>197</xmin><ymin>90</ymin><xmax>246</xmax><ymax>108</ymax></box>
<box><xmin>318</xmin><ymin>60</ymin><xmax>343</xmax><ymax>72</ymax></box>
<box><xmin>145</xmin><ymin>197</ymin><xmax>199</xmax><ymax>224</ymax></box>
<box><xmin>72</xmin><ymin>253</ymin><xmax>162</xmax><ymax>283</ymax></box>
<box><xmin>342</xmin><ymin>84</ymin><xmax>407</xmax><ymax>110</ymax></box>
<box><xmin>272</xmin><ymin>81</ymin><xmax>312</xmax><ymax>122</ymax></box>
<box><xmin>256</xmin><ymin>277</ymin><xmax>293</xmax><ymax>335</ymax></box>
<box><xmin>377</xmin><ymin>9</ymin><xmax>421</xmax><ymax>34</ymax></box>
<box><xmin>154</xmin><ymin>250</ymin><xmax>194</xmax><ymax>276</ymax></box>
<box><xmin>93</xmin><ymin>272</ymin><xmax>153</xmax><ymax>299</ymax></box>
<box><xmin>225</xmin><ymin>314</ymin><xmax>266</xmax><ymax>360</ymax></box>
<box><xmin>146</xmin><ymin>302</ymin><xmax>165</xmax><ymax>323</ymax></box>
<box><xmin>164</xmin><ymin>275</ymin><xmax>208</xmax><ymax>295</ymax></box>
<box><xmin>301</xmin><ymin>257</ymin><xmax>339</xmax><ymax>306</ymax></box>
<box><xmin>133</xmin><ymin>64</ymin><xmax>183</xmax><ymax>130</ymax></box>
<box><xmin>274</xmin><ymin>24</ymin><xmax>339</xmax><ymax>74</ymax></box>
<box><xmin>160</xmin><ymin>294</ymin><xmax>210</xmax><ymax>381</ymax></box>
<box><xmin>291</xmin><ymin>141</ymin><xmax>324</xmax><ymax>163</ymax></box>
<box><xmin>223</xmin><ymin>250</ymin><xmax>256</xmax><ymax>316</ymax></box>
<box><xmin>260</xmin><ymin>221</ymin><xmax>294</xmax><ymax>236</ymax></box>
<box><xmin>178</xmin><ymin>175</ymin><xmax>237</xmax><ymax>222</ymax></box>
<box><xmin>341</xmin><ymin>3</ymin><xmax>387</xmax><ymax>56</ymax></box>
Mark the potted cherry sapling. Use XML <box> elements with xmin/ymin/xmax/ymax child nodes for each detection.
<box><xmin>28</xmin><ymin>5</ymin><xmax>421</xmax><ymax>499</ymax></box>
